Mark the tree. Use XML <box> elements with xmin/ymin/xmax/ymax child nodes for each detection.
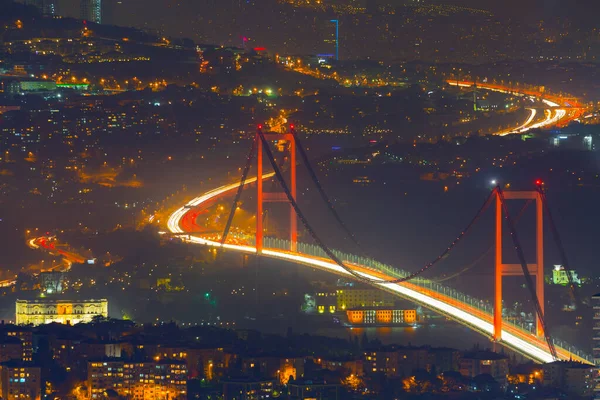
<box><xmin>342</xmin><ymin>374</ymin><xmax>365</xmax><ymax>392</ymax></box>
<box><xmin>472</xmin><ymin>373</ymin><xmax>500</xmax><ymax>394</ymax></box>
<box><xmin>405</xmin><ymin>377</ymin><xmax>433</xmax><ymax>394</ymax></box>
<box><xmin>402</xmin><ymin>369</ymin><xmax>441</xmax><ymax>394</ymax></box>
<box><xmin>441</xmin><ymin>370</ymin><xmax>465</xmax><ymax>392</ymax></box>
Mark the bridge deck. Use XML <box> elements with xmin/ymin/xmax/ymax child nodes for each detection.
<box><xmin>167</xmin><ymin>174</ymin><xmax>592</xmax><ymax>365</ymax></box>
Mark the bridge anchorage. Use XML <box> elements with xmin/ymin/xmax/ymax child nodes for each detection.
<box><xmin>168</xmin><ymin>124</ymin><xmax>591</xmax><ymax>365</ymax></box>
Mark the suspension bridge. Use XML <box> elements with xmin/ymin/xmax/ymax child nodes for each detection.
<box><xmin>167</xmin><ymin>126</ymin><xmax>592</xmax><ymax>365</ymax></box>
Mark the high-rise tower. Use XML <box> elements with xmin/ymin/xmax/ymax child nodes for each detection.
<box><xmin>80</xmin><ymin>0</ymin><xmax>101</xmax><ymax>23</ymax></box>
<box><xmin>18</xmin><ymin>0</ymin><xmax>58</xmax><ymax>15</ymax></box>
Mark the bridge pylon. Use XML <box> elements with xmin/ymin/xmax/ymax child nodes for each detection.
<box><xmin>495</xmin><ymin>190</ymin><xmax>544</xmax><ymax>341</ymax></box>
<box><xmin>256</xmin><ymin>126</ymin><xmax>298</xmax><ymax>253</ymax></box>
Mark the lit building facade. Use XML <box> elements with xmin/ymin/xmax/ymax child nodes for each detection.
<box><xmin>543</xmin><ymin>361</ymin><xmax>594</xmax><ymax>397</ymax></box>
<box><xmin>592</xmin><ymin>293</ymin><xmax>600</xmax><ymax>399</ymax></box>
<box><xmin>363</xmin><ymin>349</ymin><xmax>400</xmax><ymax>376</ymax></box>
<box><xmin>318</xmin><ymin>358</ymin><xmax>364</xmax><ymax>376</ymax></box>
<box><xmin>336</xmin><ymin>288</ymin><xmax>395</xmax><ymax>310</ymax></box>
<box><xmin>17</xmin><ymin>0</ymin><xmax>57</xmax><ymax>15</ymax></box>
<box><xmin>346</xmin><ymin>308</ymin><xmax>417</xmax><ymax>326</ymax></box>
<box><xmin>15</xmin><ymin>299</ymin><xmax>108</xmax><ymax>326</ymax></box>
<box><xmin>222</xmin><ymin>378</ymin><xmax>274</xmax><ymax>400</ymax></box>
<box><xmin>240</xmin><ymin>356</ymin><xmax>305</xmax><ymax>385</ymax></box>
<box><xmin>2</xmin><ymin>327</ymin><xmax>33</xmax><ymax>362</ymax></box>
<box><xmin>39</xmin><ymin>272</ymin><xmax>65</xmax><ymax>294</ymax></box>
<box><xmin>0</xmin><ymin>336</ymin><xmax>23</xmax><ymax>363</ymax></box>
<box><xmin>288</xmin><ymin>379</ymin><xmax>341</xmax><ymax>400</ymax></box>
<box><xmin>361</xmin><ymin>345</ymin><xmax>459</xmax><ymax>378</ymax></box>
<box><xmin>314</xmin><ymin>290</ymin><xmax>337</xmax><ymax>314</ymax></box>
<box><xmin>460</xmin><ymin>351</ymin><xmax>509</xmax><ymax>387</ymax></box>
<box><xmin>87</xmin><ymin>361</ymin><xmax>187</xmax><ymax>400</ymax></box>
<box><xmin>152</xmin><ymin>346</ymin><xmax>230</xmax><ymax>380</ymax></box>
<box><xmin>18</xmin><ymin>80</ymin><xmax>57</xmax><ymax>92</ymax></box>
<box><xmin>0</xmin><ymin>361</ymin><xmax>41</xmax><ymax>400</ymax></box>
<box><xmin>80</xmin><ymin>0</ymin><xmax>102</xmax><ymax>23</ymax></box>
<box><xmin>552</xmin><ymin>265</ymin><xmax>581</xmax><ymax>286</ymax></box>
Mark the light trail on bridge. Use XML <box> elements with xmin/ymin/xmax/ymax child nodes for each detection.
<box><xmin>167</xmin><ymin>174</ymin><xmax>591</xmax><ymax>365</ymax></box>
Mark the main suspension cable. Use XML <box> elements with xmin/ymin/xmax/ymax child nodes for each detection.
<box><xmin>257</xmin><ymin>129</ymin><xmax>373</xmax><ymax>282</ymax></box>
<box><xmin>220</xmin><ymin>136</ymin><xmax>257</xmax><ymax>245</ymax></box>
<box><xmin>290</xmin><ymin>127</ymin><xmax>361</xmax><ymax>247</ymax></box>
<box><xmin>259</xmin><ymin>128</ymin><xmax>495</xmax><ymax>284</ymax></box>
<box><xmin>433</xmin><ymin>248</ymin><xmax>492</xmax><ymax>282</ymax></box>
<box><xmin>537</xmin><ymin>186</ymin><xmax>581</xmax><ymax>309</ymax></box>
<box><xmin>288</xmin><ymin>126</ymin><xmax>497</xmax><ymax>282</ymax></box>
<box><xmin>390</xmin><ymin>190</ymin><xmax>496</xmax><ymax>283</ymax></box>
<box><xmin>496</xmin><ymin>186</ymin><xmax>558</xmax><ymax>360</ymax></box>
<box><xmin>434</xmin><ymin>199</ymin><xmax>533</xmax><ymax>282</ymax></box>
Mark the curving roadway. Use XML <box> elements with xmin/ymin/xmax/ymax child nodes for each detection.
<box><xmin>447</xmin><ymin>81</ymin><xmax>579</xmax><ymax>135</ymax></box>
<box><xmin>167</xmin><ymin>174</ymin><xmax>591</xmax><ymax>364</ymax></box>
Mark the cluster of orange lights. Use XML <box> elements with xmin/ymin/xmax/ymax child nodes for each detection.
<box><xmin>257</xmin><ymin>123</ymin><xmax>295</xmax><ymax>130</ymax></box>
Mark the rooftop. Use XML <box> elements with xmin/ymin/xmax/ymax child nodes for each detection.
<box><xmin>221</xmin><ymin>376</ymin><xmax>276</xmax><ymax>384</ymax></box>
<box><xmin>544</xmin><ymin>360</ymin><xmax>594</xmax><ymax>369</ymax></box>
<box><xmin>288</xmin><ymin>378</ymin><xmax>342</xmax><ymax>387</ymax></box>
<box><xmin>0</xmin><ymin>360</ymin><xmax>40</xmax><ymax>368</ymax></box>
<box><xmin>16</xmin><ymin>298</ymin><xmax>107</xmax><ymax>304</ymax></box>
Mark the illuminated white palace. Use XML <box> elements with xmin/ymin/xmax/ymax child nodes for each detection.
<box><xmin>15</xmin><ymin>299</ymin><xmax>108</xmax><ymax>325</ymax></box>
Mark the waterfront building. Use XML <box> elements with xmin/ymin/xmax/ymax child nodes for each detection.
<box><xmin>15</xmin><ymin>299</ymin><xmax>108</xmax><ymax>326</ymax></box>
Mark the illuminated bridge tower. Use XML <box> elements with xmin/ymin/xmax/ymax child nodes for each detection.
<box><xmin>495</xmin><ymin>190</ymin><xmax>545</xmax><ymax>341</ymax></box>
<box><xmin>256</xmin><ymin>126</ymin><xmax>297</xmax><ymax>253</ymax></box>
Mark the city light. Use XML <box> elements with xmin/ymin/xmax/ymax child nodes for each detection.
<box><xmin>2</xmin><ymin>3</ymin><xmax>598</xmax><ymax>398</ymax></box>
<box><xmin>330</xmin><ymin>19</ymin><xmax>339</xmax><ymax>61</ymax></box>
<box><xmin>167</xmin><ymin>174</ymin><xmax>586</xmax><ymax>365</ymax></box>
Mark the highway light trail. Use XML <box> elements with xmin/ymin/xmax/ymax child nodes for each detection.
<box><xmin>0</xmin><ymin>237</ymin><xmax>80</xmax><ymax>288</ymax></box>
<box><xmin>168</xmin><ymin>175</ymin><xmax>590</xmax><ymax>365</ymax></box>
<box><xmin>447</xmin><ymin>81</ymin><xmax>573</xmax><ymax>134</ymax></box>
<box><xmin>526</xmin><ymin>109</ymin><xmax>566</xmax><ymax>131</ymax></box>
<box><xmin>499</xmin><ymin>108</ymin><xmax>536</xmax><ymax>136</ymax></box>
